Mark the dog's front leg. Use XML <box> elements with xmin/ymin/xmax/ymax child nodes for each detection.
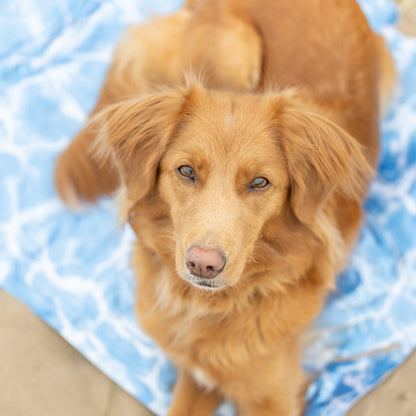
<box><xmin>236</xmin><ymin>395</ymin><xmax>302</xmax><ymax>416</ymax></box>
<box><xmin>167</xmin><ymin>370</ymin><xmax>221</xmax><ymax>416</ymax></box>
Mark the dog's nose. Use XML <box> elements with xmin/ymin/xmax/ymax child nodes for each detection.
<box><xmin>186</xmin><ymin>246</ymin><xmax>226</xmax><ymax>279</ymax></box>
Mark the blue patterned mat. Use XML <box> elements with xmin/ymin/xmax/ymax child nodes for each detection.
<box><xmin>1</xmin><ymin>1</ymin><xmax>415</xmax><ymax>415</ymax></box>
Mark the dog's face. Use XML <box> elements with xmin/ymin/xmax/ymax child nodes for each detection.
<box><xmin>97</xmin><ymin>83</ymin><xmax>371</xmax><ymax>291</ymax></box>
<box><xmin>158</xmin><ymin>92</ymin><xmax>290</xmax><ymax>289</ymax></box>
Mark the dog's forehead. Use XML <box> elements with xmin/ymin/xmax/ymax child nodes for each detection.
<box><xmin>192</xmin><ymin>90</ymin><xmax>266</xmax><ymax>129</ymax></box>
<box><xmin>175</xmin><ymin>91</ymin><xmax>282</xmax><ymax>163</ymax></box>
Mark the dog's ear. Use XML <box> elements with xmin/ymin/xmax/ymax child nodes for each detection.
<box><xmin>274</xmin><ymin>99</ymin><xmax>374</xmax><ymax>224</ymax></box>
<box><xmin>92</xmin><ymin>89</ymin><xmax>189</xmax><ymax>203</ymax></box>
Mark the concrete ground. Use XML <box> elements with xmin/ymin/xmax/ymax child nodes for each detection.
<box><xmin>1</xmin><ymin>2</ymin><xmax>415</xmax><ymax>416</ymax></box>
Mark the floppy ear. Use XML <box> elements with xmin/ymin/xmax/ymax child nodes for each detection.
<box><xmin>92</xmin><ymin>89</ymin><xmax>188</xmax><ymax>202</ymax></box>
<box><xmin>275</xmin><ymin>101</ymin><xmax>374</xmax><ymax>224</ymax></box>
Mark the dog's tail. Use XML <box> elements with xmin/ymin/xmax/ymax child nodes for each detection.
<box><xmin>376</xmin><ymin>34</ymin><xmax>397</xmax><ymax>116</ymax></box>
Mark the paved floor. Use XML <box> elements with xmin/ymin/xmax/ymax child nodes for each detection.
<box><xmin>0</xmin><ymin>290</ymin><xmax>153</xmax><ymax>416</ymax></box>
<box><xmin>398</xmin><ymin>0</ymin><xmax>416</xmax><ymax>35</ymax></box>
<box><xmin>1</xmin><ymin>2</ymin><xmax>415</xmax><ymax>416</ymax></box>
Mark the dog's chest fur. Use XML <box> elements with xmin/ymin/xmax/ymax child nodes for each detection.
<box><xmin>133</xmin><ymin>249</ymin><xmax>278</xmax><ymax>384</ymax></box>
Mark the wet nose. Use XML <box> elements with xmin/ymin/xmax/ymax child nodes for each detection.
<box><xmin>186</xmin><ymin>246</ymin><xmax>226</xmax><ymax>279</ymax></box>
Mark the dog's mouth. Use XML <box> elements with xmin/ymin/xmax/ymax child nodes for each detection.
<box><xmin>180</xmin><ymin>272</ymin><xmax>227</xmax><ymax>291</ymax></box>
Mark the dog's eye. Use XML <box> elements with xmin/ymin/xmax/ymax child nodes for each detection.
<box><xmin>177</xmin><ymin>165</ymin><xmax>196</xmax><ymax>182</ymax></box>
<box><xmin>250</xmin><ymin>177</ymin><xmax>270</xmax><ymax>190</ymax></box>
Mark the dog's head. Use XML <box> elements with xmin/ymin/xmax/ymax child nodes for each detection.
<box><xmin>95</xmin><ymin>83</ymin><xmax>372</xmax><ymax>291</ymax></box>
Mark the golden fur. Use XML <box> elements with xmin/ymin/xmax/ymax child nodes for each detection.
<box><xmin>54</xmin><ymin>0</ymin><xmax>396</xmax><ymax>414</ymax></box>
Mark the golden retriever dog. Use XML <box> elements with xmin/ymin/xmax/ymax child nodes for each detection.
<box><xmin>55</xmin><ymin>0</ymin><xmax>396</xmax><ymax>414</ymax></box>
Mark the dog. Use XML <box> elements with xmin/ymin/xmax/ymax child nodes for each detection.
<box><xmin>55</xmin><ymin>0</ymin><xmax>396</xmax><ymax>414</ymax></box>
